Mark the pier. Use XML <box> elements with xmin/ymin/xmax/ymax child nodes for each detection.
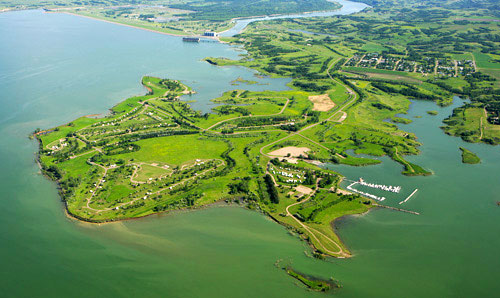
<box><xmin>357</xmin><ymin>178</ymin><xmax>401</xmax><ymax>193</ymax></box>
<box><xmin>347</xmin><ymin>182</ymin><xmax>386</xmax><ymax>202</ymax></box>
<box><xmin>375</xmin><ymin>204</ymin><xmax>420</xmax><ymax>215</ymax></box>
<box><xmin>399</xmin><ymin>189</ymin><xmax>418</xmax><ymax>205</ymax></box>
<box><xmin>182</xmin><ymin>37</ymin><xmax>219</xmax><ymax>43</ymax></box>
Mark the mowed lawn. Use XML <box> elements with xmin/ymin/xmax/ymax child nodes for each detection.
<box><xmin>115</xmin><ymin>135</ymin><xmax>228</xmax><ymax>165</ymax></box>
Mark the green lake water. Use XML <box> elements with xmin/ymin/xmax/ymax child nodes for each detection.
<box><xmin>0</xmin><ymin>7</ymin><xmax>499</xmax><ymax>298</ymax></box>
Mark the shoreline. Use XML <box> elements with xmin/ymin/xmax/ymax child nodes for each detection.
<box><xmin>49</xmin><ymin>1</ymin><xmax>345</xmax><ymax>41</ymax></box>
<box><xmin>36</xmin><ymin>134</ymin><xmax>360</xmax><ymax>258</ymax></box>
<box><xmin>58</xmin><ymin>11</ymin><xmax>204</xmax><ymax>39</ymax></box>
<box><xmin>217</xmin><ymin>2</ymin><xmax>343</xmax><ymax>35</ymax></box>
<box><xmin>331</xmin><ymin>207</ymin><xmax>374</xmax><ymax>256</ymax></box>
<box><xmin>33</xmin><ymin>0</ymin><xmax>372</xmax><ymax>258</ymax></box>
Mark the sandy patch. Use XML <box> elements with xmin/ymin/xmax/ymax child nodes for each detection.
<box><xmin>283</xmin><ymin>157</ymin><xmax>298</xmax><ymax>164</ymax></box>
<box><xmin>308</xmin><ymin>94</ymin><xmax>335</xmax><ymax>112</ymax></box>
<box><xmin>83</xmin><ymin>114</ymin><xmax>102</xmax><ymax>118</ymax></box>
<box><xmin>269</xmin><ymin>146</ymin><xmax>310</xmax><ymax>157</ymax></box>
<box><xmin>333</xmin><ymin>111</ymin><xmax>347</xmax><ymax>122</ymax></box>
<box><xmin>335</xmin><ymin>188</ymin><xmax>352</xmax><ymax>195</ymax></box>
<box><xmin>295</xmin><ymin>185</ymin><xmax>313</xmax><ymax>195</ymax></box>
<box><xmin>305</xmin><ymin>160</ymin><xmax>324</xmax><ymax>166</ymax></box>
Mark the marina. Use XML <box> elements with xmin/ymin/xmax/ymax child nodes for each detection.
<box><xmin>346</xmin><ymin>182</ymin><xmax>386</xmax><ymax>202</ymax></box>
<box><xmin>345</xmin><ymin>178</ymin><xmax>420</xmax><ymax>207</ymax></box>
<box><xmin>358</xmin><ymin>178</ymin><xmax>401</xmax><ymax>193</ymax></box>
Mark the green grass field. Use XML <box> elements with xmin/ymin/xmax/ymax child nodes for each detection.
<box><xmin>460</xmin><ymin>147</ymin><xmax>481</xmax><ymax>164</ymax></box>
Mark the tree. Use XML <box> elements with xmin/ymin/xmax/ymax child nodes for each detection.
<box><xmin>264</xmin><ymin>174</ymin><xmax>279</xmax><ymax>204</ymax></box>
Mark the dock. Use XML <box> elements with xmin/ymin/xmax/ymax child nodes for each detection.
<box><xmin>375</xmin><ymin>204</ymin><xmax>420</xmax><ymax>215</ymax></box>
<box><xmin>345</xmin><ymin>178</ymin><xmax>402</xmax><ymax>193</ymax></box>
<box><xmin>347</xmin><ymin>182</ymin><xmax>386</xmax><ymax>202</ymax></box>
<box><xmin>182</xmin><ymin>37</ymin><xmax>218</xmax><ymax>43</ymax></box>
<box><xmin>399</xmin><ymin>189</ymin><xmax>418</xmax><ymax>205</ymax></box>
<box><xmin>182</xmin><ymin>37</ymin><xmax>200</xmax><ymax>42</ymax></box>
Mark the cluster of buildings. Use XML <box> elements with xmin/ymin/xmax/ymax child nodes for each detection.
<box><xmin>51</xmin><ymin>142</ymin><xmax>68</xmax><ymax>151</ymax></box>
<box><xmin>203</xmin><ymin>31</ymin><xmax>218</xmax><ymax>37</ymax></box>
<box><xmin>346</xmin><ymin>52</ymin><xmax>476</xmax><ymax>77</ymax></box>
<box><xmin>269</xmin><ymin>166</ymin><xmax>303</xmax><ymax>184</ymax></box>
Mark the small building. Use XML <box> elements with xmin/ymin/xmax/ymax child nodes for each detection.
<box><xmin>203</xmin><ymin>32</ymin><xmax>218</xmax><ymax>37</ymax></box>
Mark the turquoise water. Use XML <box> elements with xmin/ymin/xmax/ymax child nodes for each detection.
<box><xmin>1</xmin><ymin>6</ymin><xmax>499</xmax><ymax>298</ymax></box>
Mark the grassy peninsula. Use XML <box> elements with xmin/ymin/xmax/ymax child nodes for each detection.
<box><xmin>34</xmin><ymin>0</ymin><xmax>500</xmax><ymax>260</ymax></box>
<box><xmin>36</xmin><ymin>63</ymin><xmax>424</xmax><ymax>257</ymax></box>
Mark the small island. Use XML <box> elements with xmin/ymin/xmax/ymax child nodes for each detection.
<box><xmin>284</xmin><ymin>267</ymin><xmax>340</xmax><ymax>292</ymax></box>
<box><xmin>427</xmin><ymin>110</ymin><xmax>438</xmax><ymax>116</ymax></box>
<box><xmin>459</xmin><ymin>147</ymin><xmax>481</xmax><ymax>164</ymax></box>
<box><xmin>230</xmin><ymin>77</ymin><xmax>258</xmax><ymax>86</ymax></box>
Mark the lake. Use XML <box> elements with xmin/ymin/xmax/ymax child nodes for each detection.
<box><xmin>0</xmin><ymin>3</ymin><xmax>499</xmax><ymax>298</ymax></box>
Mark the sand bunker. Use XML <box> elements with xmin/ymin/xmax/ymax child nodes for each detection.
<box><xmin>268</xmin><ymin>146</ymin><xmax>310</xmax><ymax>157</ymax></box>
<box><xmin>308</xmin><ymin>94</ymin><xmax>335</xmax><ymax>111</ymax></box>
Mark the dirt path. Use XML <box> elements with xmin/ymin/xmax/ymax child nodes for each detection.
<box><xmin>393</xmin><ymin>59</ymin><xmax>401</xmax><ymax>71</ymax></box>
<box><xmin>265</xmin><ymin>162</ymin><xmax>279</xmax><ymax>186</ymax></box>
<box><xmin>259</xmin><ymin>57</ymin><xmax>358</xmax><ymax>157</ymax></box>
<box><xmin>84</xmin><ymin>161</ymin><xmax>112</xmax><ymax>211</ymax></box>
<box><xmin>297</xmin><ymin>133</ymin><xmax>331</xmax><ymax>152</ymax></box>
<box><xmin>85</xmin><ymin>159</ymin><xmax>225</xmax><ymax>212</ymax></box>
<box><xmin>395</xmin><ymin>147</ymin><xmax>414</xmax><ymax>173</ymax></box>
<box><xmin>285</xmin><ymin>179</ymin><xmax>349</xmax><ymax>257</ymax></box>
<box><xmin>103</xmin><ymin>159</ymin><xmax>225</xmax><ymax>212</ymax></box>
<box><xmin>480</xmin><ymin>109</ymin><xmax>487</xmax><ymax>139</ymax></box>
<box><xmin>205</xmin><ymin>97</ymin><xmax>290</xmax><ymax>130</ymax></box>
<box><xmin>129</xmin><ymin>162</ymin><xmax>171</xmax><ymax>184</ymax></box>
<box><xmin>355</xmin><ymin>54</ymin><xmax>365</xmax><ymax>67</ymax></box>
<box><xmin>333</xmin><ymin>111</ymin><xmax>347</xmax><ymax>123</ymax></box>
<box><xmin>471</xmin><ymin>52</ymin><xmax>478</xmax><ymax>72</ymax></box>
<box><xmin>69</xmin><ymin>148</ymin><xmax>97</xmax><ymax>159</ymax></box>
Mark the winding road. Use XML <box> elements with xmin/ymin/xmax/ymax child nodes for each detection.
<box><xmin>285</xmin><ymin>179</ymin><xmax>349</xmax><ymax>257</ymax></box>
